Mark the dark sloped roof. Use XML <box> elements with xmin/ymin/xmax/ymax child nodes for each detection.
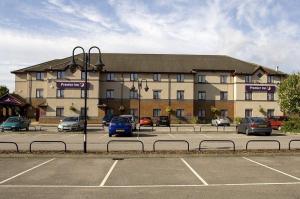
<box><xmin>11</xmin><ymin>53</ymin><xmax>286</xmax><ymax>75</ymax></box>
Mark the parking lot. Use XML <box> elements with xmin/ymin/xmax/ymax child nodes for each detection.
<box><xmin>0</xmin><ymin>126</ymin><xmax>300</xmax><ymax>152</ymax></box>
<box><xmin>0</xmin><ymin>155</ymin><xmax>299</xmax><ymax>198</ymax></box>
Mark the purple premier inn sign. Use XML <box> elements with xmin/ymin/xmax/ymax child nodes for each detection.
<box><xmin>245</xmin><ymin>85</ymin><xmax>276</xmax><ymax>92</ymax></box>
<box><xmin>56</xmin><ymin>82</ymin><xmax>90</xmax><ymax>89</ymax></box>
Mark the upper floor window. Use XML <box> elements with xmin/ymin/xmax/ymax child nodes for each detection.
<box><xmin>220</xmin><ymin>75</ymin><xmax>228</xmax><ymax>83</ymax></box>
<box><xmin>153</xmin><ymin>73</ymin><xmax>161</xmax><ymax>81</ymax></box>
<box><xmin>56</xmin><ymin>107</ymin><xmax>64</xmax><ymax>117</ymax></box>
<box><xmin>81</xmin><ymin>89</ymin><xmax>89</xmax><ymax>98</ymax></box>
<box><xmin>177</xmin><ymin>90</ymin><xmax>184</xmax><ymax>100</ymax></box>
<box><xmin>245</xmin><ymin>92</ymin><xmax>252</xmax><ymax>101</ymax></box>
<box><xmin>130</xmin><ymin>73</ymin><xmax>138</xmax><ymax>81</ymax></box>
<box><xmin>56</xmin><ymin>89</ymin><xmax>64</xmax><ymax>98</ymax></box>
<box><xmin>81</xmin><ymin>71</ymin><xmax>89</xmax><ymax>80</ymax></box>
<box><xmin>267</xmin><ymin>92</ymin><xmax>274</xmax><ymax>101</ymax></box>
<box><xmin>36</xmin><ymin>89</ymin><xmax>43</xmax><ymax>98</ymax></box>
<box><xmin>220</xmin><ymin>91</ymin><xmax>228</xmax><ymax>100</ymax></box>
<box><xmin>245</xmin><ymin>75</ymin><xmax>252</xmax><ymax>83</ymax></box>
<box><xmin>198</xmin><ymin>91</ymin><xmax>206</xmax><ymax>100</ymax></box>
<box><xmin>129</xmin><ymin>90</ymin><xmax>138</xmax><ymax>99</ymax></box>
<box><xmin>106</xmin><ymin>73</ymin><xmax>115</xmax><ymax>81</ymax></box>
<box><xmin>153</xmin><ymin>90</ymin><xmax>161</xmax><ymax>99</ymax></box>
<box><xmin>57</xmin><ymin>71</ymin><xmax>65</xmax><ymax>79</ymax></box>
<box><xmin>36</xmin><ymin>72</ymin><xmax>44</xmax><ymax>80</ymax></box>
<box><xmin>267</xmin><ymin>109</ymin><xmax>274</xmax><ymax>118</ymax></box>
<box><xmin>198</xmin><ymin>75</ymin><xmax>206</xmax><ymax>83</ymax></box>
<box><xmin>106</xmin><ymin>89</ymin><xmax>114</xmax><ymax>99</ymax></box>
<box><xmin>267</xmin><ymin>75</ymin><xmax>274</xmax><ymax>83</ymax></box>
<box><xmin>245</xmin><ymin>109</ymin><xmax>252</xmax><ymax>117</ymax></box>
<box><xmin>176</xmin><ymin>109</ymin><xmax>184</xmax><ymax>117</ymax></box>
<box><xmin>198</xmin><ymin>109</ymin><xmax>205</xmax><ymax>118</ymax></box>
<box><xmin>176</xmin><ymin>74</ymin><xmax>184</xmax><ymax>82</ymax></box>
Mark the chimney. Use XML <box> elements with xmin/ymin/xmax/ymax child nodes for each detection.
<box><xmin>276</xmin><ymin>66</ymin><xmax>279</xmax><ymax>72</ymax></box>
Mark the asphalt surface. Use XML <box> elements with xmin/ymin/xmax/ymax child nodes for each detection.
<box><xmin>0</xmin><ymin>126</ymin><xmax>299</xmax><ymax>152</ymax></box>
<box><xmin>0</xmin><ymin>156</ymin><xmax>299</xmax><ymax>199</ymax></box>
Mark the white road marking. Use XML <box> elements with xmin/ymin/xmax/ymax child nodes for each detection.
<box><xmin>0</xmin><ymin>158</ymin><xmax>55</xmax><ymax>184</ymax></box>
<box><xmin>0</xmin><ymin>182</ymin><xmax>299</xmax><ymax>188</ymax></box>
<box><xmin>168</xmin><ymin>134</ymin><xmax>175</xmax><ymax>138</ymax></box>
<box><xmin>243</xmin><ymin>157</ymin><xmax>300</xmax><ymax>181</ymax></box>
<box><xmin>99</xmin><ymin>160</ymin><xmax>118</xmax><ymax>187</ymax></box>
<box><xmin>181</xmin><ymin>158</ymin><xmax>208</xmax><ymax>185</ymax></box>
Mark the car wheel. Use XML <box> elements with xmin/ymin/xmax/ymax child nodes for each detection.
<box><xmin>245</xmin><ymin>128</ymin><xmax>251</xmax><ymax>136</ymax></box>
<box><xmin>109</xmin><ymin>134</ymin><xmax>112</xmax><ymax>137</ymax></box>
<box><xmin>26</xmin><ymin>126</ymin><xmax>29</xmax><ymax>131</ymax></box>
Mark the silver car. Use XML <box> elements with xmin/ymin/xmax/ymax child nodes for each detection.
<box><xmin>58</xmin><ymin>116</ymin><xmax>84</xmax><ymax>132</ymax></box>
<box><xmin>211</xmin><ymin>117</ymin><xmax>230</xmax><ymax>126</ymax></box>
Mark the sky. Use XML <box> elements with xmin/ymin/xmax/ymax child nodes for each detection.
<box><xmin>0</xmin><ymin>0</ymin><xmax>300</xmax><ymax>91</ymax></box>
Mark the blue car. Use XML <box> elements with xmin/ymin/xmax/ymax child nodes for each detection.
<box><xmin>109</xmin><ymin>117</ymin><xmax>132</xmax><ymax>137</ymax></box>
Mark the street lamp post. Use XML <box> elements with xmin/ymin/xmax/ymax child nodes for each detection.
<box><xmin>130</xmin><ymin>79</ymin><xmax>149</xmax><ymax>131</ymax></box>
<box><xmin>69</xmin><ymin>46</ymin><xmax>105</xmax><ymax>153</ymax></box>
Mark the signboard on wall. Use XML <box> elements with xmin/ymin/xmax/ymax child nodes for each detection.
<box><xmin>245</xmin><ymin>85</ymin><xmax>276</xmax><ymax>92</ymax></box>
<box><xmin>56</xmin><ymin>82</ymin><xmax>90</xmax><ymax>89</ymax></box>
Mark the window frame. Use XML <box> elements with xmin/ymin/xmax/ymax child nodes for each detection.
<box><xmin>267</xmin><ymin>92</ymin><xmax>274</xmax><ymax>101</ymax></box>
<box><xmin>220</xmin><ymin>91</ymin><xmax>228</xmax><ymax>100</ymax></box>
<box><xmin>245</xmin><ymin>75</ymin><xmax>252</xmax><ymax>83</ymax></box>
<box><xmin>36</xmin><ymin>72</ymin><xmax>44</xmax><ymax>80</ymax></box>
<box><xmin>106</xmin><ymin>89</ymin><xmax>114</xmax><ymax>99</ymax></box>
<box><xmin>81</xmin><ymin>71</ymin><xmax>89</xmax><ymax>80</ymax></box>
<box><xmin>198</xmin><ymin>91</ymin><xmax>206</xmax><ymax>100</ymax></box>
<box><xmin>220</xmin><ymin>75</ymin><xmax>228</xmax><ymax>84</ymax></box>
<box><xmin>130</xmin><ymin>73</ymin><xmax>138</xmax><ymax>81</ymax></box>
<box><xmin>56</xmin><ymin>89</ymin><xmax>64</xmax><ymax>98</ymax></box>
<box><xmin>36</xmin><ymin>89</ymin><xmax>44</xmax><ymax>98</ymax></box>
<box><xmin>198</xmin><ymin>109</ymin><xmax>206</xmax><ymax>118</ymax></box>
<box><xmin>245</xmin><ymin>92</ymin><xmax>252</xmax><ymax>101</ymax></box>
<box><xmin>153</xmin><ymin>73</ymin><xmax>161</xmax><ymax>82</ymax></box>
<box><xmin>57</xmin><ymin>71</ymin><xmax>65</xmax><ymax>79</ymax></box>
<box><xmin>153</xmin><ymin>90</ymin><xmax>161</xmax><ymax>99</ymax></box>
<box><xmin>153</xmin><ymin>109</ymin><xmax>161</xmax><ymax>117</ymax></box>
<box><xmin>176</xmin><ymin>74</ymin><xmax>184</xmax><ymax>82</ymax></box>
<box><xmin>176</xmin><ymin>109</ymin><xmax>184</xmax><ymax>118</ymax></box>
<box><xmin>56</xmin><ymin>107</ymin><xmax>64</xmax><ymax>117</ymax></box>
<box><xmin>198</xmin><ymin>75</ymin><xmax>206</xmax><ymax>83</ymax></box>
<box><xmin>106</xmin><ymin>73</ymin><xmax>115</xmax><ymax>81</ymax></box>
<box><xmin>129</xmin><ymin>90</ymin><xmax>138</xmax><ymax>99</ymax></box>
<box><xmin>267</xmin><ymin>75</ymin><xmax>274</xmax><ymax>83</ymax></box>
<box><xmin>245</xmin><ymin>109</ymin><xmax>252</xmax><ymax>117</ymax></box>
<box><xmin>176</xmin><ymin>90</ymin><xmax>184</xmax><ymax>100</ymax></box>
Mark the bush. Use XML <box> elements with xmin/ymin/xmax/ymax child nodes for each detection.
<box><xmin>234</xmin><ymin>117</ymin><xmax>242</xmax><ymax>124</ymax></box>
<box><xmin>281</xmin><ymin>117</ymin><xmax>300</xmax><ymax>133</ymax></box>
<box><xmin>190</xmin><ymin>116</ymin><xmax>198</xmax><ymax>124</ymax></box>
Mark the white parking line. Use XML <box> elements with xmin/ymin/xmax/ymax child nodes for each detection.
<box><xmin>243</xmin><ymin>157</ymin><xmax>300</xmax><ymax>181</ymax></box>
<box><xmin>181</xmin><ymin>158</ymin><xmax>208</xmax><ymax>185</ymax></box>
<box><xmin>99</xmin><ymin>160</ymin><xmax>118</xmax><ymax>186</ymax></box>
<box><xmin>168</xmin><ymin>134</ymin><xmax>175</xmax><ymax>138</ymax></box>
<box><xmin>0</xmin><ymin>158</ymin><xmax>55</xmax><ymax>184</ymax></box>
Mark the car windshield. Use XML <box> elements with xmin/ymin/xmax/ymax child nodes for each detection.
<box><xmin>251</xmin><ymin>117</ymin><xmax>266</xmax><ymax>123</ymax></box>
<box><xmin>63</xmin><ymin>117</ymin><xmax>78</xmax><ymax>122</ymax></box>
<box><xmin>111</xmin><ymin>117</ymin><xmax>129</xmax><ymax>123</ymax></box>
<box><xmin>6</xmin><ymin>118</ymin><xmax>19</xmax><ymax>123</ymax></box>
<box><xmin>160</xmin><ymin>116</ymin><xmax>168</xmax><ymax>119</ymax></box>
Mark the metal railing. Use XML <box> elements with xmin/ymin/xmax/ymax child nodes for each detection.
<box><xmin>0</xmin><ymin>142</ymin><xmax>19</xmax><ymax>152</ymax></box>
<box><xmin>153</xmin><ymin>140</ymin><xmax>190</xmax><ymax>151</ymax></box>
<box><xmin>289</xmin><ymin>139</ymin><xmax>300</xmax><ymax>150</ymax></box>
<box><xmin>246</xmin><ymin>140</ymin><xmax>281</xmax><ymax>150</ymax></box>
<box><xmin>106</xmin><ymin>140</ymin><xmax>145</xmax><ymax>152</ymax></box>
<box><xmin>30</xmin><ymin>141</ymin><xmax>67</xmax><ymax>152</ymax></box>
<box><xmin>199</xmin><ymin>140</ymin><xmax>236</xmax><ymax>151</ymax></box>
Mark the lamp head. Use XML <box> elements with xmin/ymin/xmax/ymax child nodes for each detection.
<box><xmin>94</xmin><ymin>58</ymin><xmax>105</xmax><ymax>71</ymax></box>
<box><xmin>68</xmin><ymin>59</ymin><xmax>77</xmax><ymax>73</ymax></box>
<box><xmin>130</xmin><ymin>84</ymin><xmax>136</xmax><ymax>92</ymax></box>
<box><xmin>144</xmin><ymin>85</ymin><xmax>149</xmax><ymax>92</ymax></box>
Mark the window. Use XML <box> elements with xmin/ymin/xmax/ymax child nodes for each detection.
<box><xmin>220</xmin><ymin>109</ymin><xmax>228</xmax><ymax>117</ymax></box>
<box><xmin>245</xmin><ymin>92</ymin><xmax>252</xmax><ymax>101</ymax></box>
<box><xmin>36</xmin><ymin>72</ymin><xmax>44</xmax><ymax>80</ymax></box>
<box><xmin>106</xmin><ymin>89</ymin><xmax>114</xmax><ymax>99</ymax></box>
<box><xmin>153</xmin><ymin>73</ymin><xmax>161</xmax><ymax>81</ymax></box>
<box><xmin>245</xmin><ymin>75</ymin><xmax>252</xmax><ymax>83</ymax></box>
<box><xmin>106</xmin><ymin>73</ymin><xmax>115</xmax><ymax>81</ymax></box>
<box><xmin>80</xmin><ymin>107</ymin><xmax>88</xmax><ymax>117</ymax></box>
<box><xmin>267</xmin><ymin>92</ymin><xmax>274</xmax><ymax>101</ymax></box>
<box><xmin>129</xmin><ymin>90</ymin><xmax>138</xmax><ymax>99</ymax></box>
<box><xmin>220</xmin><ymin>75</ymin><xmax>228</xmax><ymax>83</ymax></box>
<box><xmin>153</xmin><ymin>90</ymin><xmax>161</xmax><ymax>99</ymax></box>
<box><xmin>81</xmin><ymin>71</ymin><xmax>89</xmax><ymax>80</ymax></box>
<box><xmin>56</xmin><ymin>89</ymin><xmax>64</xmax><ymax>98</ymax></box>
<box><xmin>198</xmin><ymin>75</ymin><xmax>206</xmax><ymax>83</ymax></box>
<box><xmin>257</xmin><ymin>72</ymin><xmax>263</xmax><ymax>78</ymax></box>
<box><xmin>130</xmin><ymin>73</ymin><xmax>138</xmax><ymax>81</ymax></box>
<box><xmin>220</xmin><ymin>91</ymin><xmax>228</xmax><ymax>100</ymax></box>
<box><xmin>177</xmin><ymin>90</ymin><xmax>184</xmax><ymax>100</ymax></box>
<box><xmin>81</xmin><ymin>89</ymin><xmax>89</xmax><ymax>98</ymax></box>
<box><xmin>36</xmin><ymin>89</ymin><xmax>43</xmax><ymax>98</ymax></box>
<box><xmin>153</xmin><ymin>109</ymin><xmax>161</xmax><ymax>117</ymax></box>
<box><xmin>57</xmin><ymin>71</ymin><xmax>65</xmax><ymax>79</ymax></box>
<box><xmin>176</xmin><ymin>109</ymin><xmax>184</xmax><ymax>117</ymax></box>
<box><xmin>56</xmin><ymin>107</ymin><xmax>64</xmax><ymax>117</ymax></box>
<box><xmin>198</xmin><ymin>91</ymin><xmax>206</xmax><ymax>100</ymax></box>
<box><xmin>267</xmin><ymin>75</ymin><xmax>274</xmax><ymax>83</ymax></box>
<box><xmin>129</xmin><ymin>109</ymin><xmax>138</xmax><ymax>116</ymax></box>
<box><xmin>198</xmin><ymin>109</ymin><xmax>205</xmax><ymax>118</ymax></box>
<box><xmin>245</xmin><ymin>109</ymin><xmax>252</xmax><ymax>117</ymax></box>
<box><xmin>267</xmin><ymin>109</ymin><xmax>274</xmax><ymax>118</ymax></box>
<box><xmin>107</xmin><ymin>109</ymin><xmax>114</xmax><ymax>116</ymax></box>
<box><xmin>176</xmin><ymin>74</ymin><xmax>184</xmax><ymax>82</ymax></box>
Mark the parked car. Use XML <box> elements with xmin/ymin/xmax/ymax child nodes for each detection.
<box><xmin>0</xmin><ymin>116</ymin><xmax>30</xmax><ymax>131</ymax></box>
<box><xmin>120</xmin><ymin>115</ymin><xmax>137</xmax><ymax>130</ymax></box>
<box><xmin>237</xmin><ymin>117</ymin><xmax>272</xmax><ymax>136</ymax></box>
<box><xmin>139</xmin><ymin>117</ymin><xmax>153</xmax><ymax>127</ymax></box>
<box><xmin>109</xmin><ymin>116</ymin><xmax>132</xmax><ymax>137</ymax></box>
<box><xmin>102</xmin><ymin>114</ymin><xmax>114</xmax><ymax>126</ymax></box>
<box><xmin>211</xmin><ymin>117</ymin><xmax>230</xmax><ymax>126</ymax></box>
<box><xmin>155</xmin><ymin>116</ymin><xmax>170</xmax><ymax>126</ymax></box>
<box><xmin>267</xmin><ymin>116</ymin><xmax>288</xmax><ymax>130</ymax></box>
<box><xmin>57</xmin><ymin>116</ymin><xmax>84</xmax><ymax>132</ymax></box>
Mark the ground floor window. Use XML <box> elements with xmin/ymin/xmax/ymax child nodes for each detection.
<box><xmin>80</xmin><ymin>107</ymin><xmax>88</xmax><ymax>117</ymax></box>
<box><xmin>267</xmin><ymin>109</ymin><xmax>274</xmax><ymax>118</ymax></box>
<box><xmin>56</xmin><ymin>107</ymin><xmax>64</xmax><ymax>117</ymax></box>
<box><xmin>245</xmin><ymin>109</ymin><xmax>252</xmax><ymax>117</ymax></box>
<box><xmin>176</xmin><ymin>109</ymin><xmax>184</xmax><ymax>117</ymax></box>
<box><xmin>153</xmin><ymin>109</ymin><xmax>161</xmax><ymax>117</ymax></box>
<box><xmin>129</xmin><ymin>108</ymin><xmax>138</xmax><ymax>116</ymax></box>
<box><xmin>106</xmin><ymin>108</ymin><xmax>114</xmax><ymax>116</ymax></box>
<box><xmin>198</xmin><ymin>109</ymin><xmax>205</xmax><ymax>118</ymax></box>
<box><xmin>220</xmin><ymin>109</ymin><xmax>228</xmax><ymax>117</ymax></box>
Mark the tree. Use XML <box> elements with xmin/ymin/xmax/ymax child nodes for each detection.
<box><xmin>258</xmin><ymin>105</ymin><xmax>267</xmax><ymax>117</ymax></box>
<box><xmin>211</xmin><ymin>107</ymin><xmax>220</xmax><ymax>118</ymax></box>
<box><xmin>278</xmin><ymin>73</ymin><xmax>300</xmax><ymax>115</ymax></box>
<box><xmin>0</xmin><ymin>85</ymin><xmax>9</xmax><ymax>97</ymax></box>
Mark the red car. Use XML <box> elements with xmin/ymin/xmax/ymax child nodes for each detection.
<box><xmin>139</xmin><ymin>117</ymin><xmax>153</xmax><ymax>126</ymax></box>
<box><xmin>268</xmin><ymin>116</ymin><xmax>288</xmax><ymax>130</ymax></box>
